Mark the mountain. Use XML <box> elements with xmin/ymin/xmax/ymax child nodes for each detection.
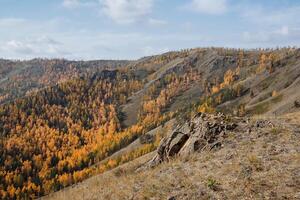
<box><xmin>0</xmin><ymin>59</ymin><xmax>130</xmax><ymax>104</ymax></box>
<box><xmin>0</xmin><ymin>47</ymin><xmax>300</xmax><ymax>199</ymax></box>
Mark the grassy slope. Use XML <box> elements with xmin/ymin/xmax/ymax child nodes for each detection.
<box><xmin>42</xmin><ymin>112</ymin><xmax>300</xmax><ymax>200</ymax></box>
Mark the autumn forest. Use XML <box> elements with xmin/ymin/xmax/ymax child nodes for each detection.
<box><xmin>0</xmin><ymin>47</ymin><xmax>299</xmax><ymax>199</ymax></box>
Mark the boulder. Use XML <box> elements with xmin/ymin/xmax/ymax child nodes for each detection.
<box><xmin>148</xmin><ymin>112</ymin><xmax>237</xmax><ymax>167</ymax></box>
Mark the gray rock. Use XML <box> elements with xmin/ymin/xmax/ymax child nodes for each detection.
<box><xmin>148</xmin><ymin>112</ymin><xmax>238</xmax><ymax>167</ymax></box>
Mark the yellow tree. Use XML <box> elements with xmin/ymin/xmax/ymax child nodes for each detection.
<box><xmin>256</xmin><ymin>54</ymin><xmax>267</xmax><ymax>73</ymax></box>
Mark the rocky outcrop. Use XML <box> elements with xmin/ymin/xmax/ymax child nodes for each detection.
<box><xmin>148</xmin><ymin>112</ymin><xmax>238</xmax><ymax>167</ymax></box>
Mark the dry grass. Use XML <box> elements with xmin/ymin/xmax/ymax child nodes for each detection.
<box><xmin>42</xmin><ymin>117</ymin><xmax>300</xmax><ymax>200</ymax></box>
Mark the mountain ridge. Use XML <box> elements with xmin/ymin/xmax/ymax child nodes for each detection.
<box><xmin>0</xmin><ymin>47</ymin><xmax>300</xmax><ymax>199</ymax></box>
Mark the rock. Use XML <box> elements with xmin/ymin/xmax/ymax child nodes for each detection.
<box><xmin>148</xmin><ymin>112</ymin><xmax>238</xmax><ymax>167</ymax></box>
<box><xmin>255</xmin><ymin>120</ymin><xmax>274</xmax><ymax>128</ymax></box>
<box><xmin>168</xmin><ymin>196</ymin><xmax>176</xmax><ymax>200</ymax></box>
<box><xmin>149</xmin><ymin>131</ymin><xmax>189</xmax><ymax>166</ymax></box>
<box><xmin>179</xmin><ymin>137</ymin><xmax>207</xmax><ymax>156</ymax></box>
<box><xmin>294</xmin><ymin>100</ymin><xmax>300</xmax><ymax>108</ymax></box>
<box><xmin>168</xmin><ymin>132</ymin><xmax>189</xmax><ymax>157</ymax></box>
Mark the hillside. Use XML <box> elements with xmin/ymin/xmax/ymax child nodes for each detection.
<box><xmin>0</xmin><ymin>47</ymin><xmax>300</xmax><ymax>199</ymax></box>
<box><xmin>42</xmin><ymin>112</ymin><xmax>300</xmax><ymax>200</ymax></box>
<box><xmin>0</xmin><ymin>59</ymin><xmax>129</xmax><ymax>104</ymax></box>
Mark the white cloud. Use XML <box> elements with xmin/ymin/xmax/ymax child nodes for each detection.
<box><xmin>242</xmin><ymin>31</ymin><xmax>270</xmax><ymax>43</ymax></box>
<box><xmin>0</xmin><ymin>18</ymin><xmax>26</xmax><ymax>27</ymax></box>
<box><xmin>63</xmin><ymin>0</ymin><xmax>80</xmax><ymax>8</ymax></box>
<box><xmin>34</xmin><ymin>35</ymin><xmax>62</xmax><ymax>45</ymax></box>
<box><xmin>236</xmin><ymin>3</ymin><xmax>300</xmax><ymax>47</ymax></box>
<box><xmin>4</xmin><ymin>40</ymin><xmax>35</xmax><ymax>54</ymax></box>
<box><xmin>142</xmin><ymin>46</ymin><xmax>169</xmax><ymax>56</ymax></box>
<box><xmin>0</xmin><ymin>36</ymin><xmax>68</xmax><ymax>58</ymax></box>
<box><xmin>100</xmin><ymin>0</ymin><xmax>154</xmax><ymax>24</ymax></box>
<box><xmin>187</xmin><ymin>0</ymin><xmax>228</xmax><ymax>15</ymax></box>
<box><xmin>148</xmin><ymin>18</ymin><xmax>168</xmax><ymax>26</ymax></box>
<box><xmin>242</xmin><ymin>26</ymin><xmax>300</xmax><ymax>46</ymax></box>
<box><xmin>2</xmin><ymin>1</ymin><xmax>299</xmax><ymax>60</ymax></box>
<box><xmin>240</xmin><ymin>5</ymin><xmax>300</xmax><ymax>27</ymax></box>
<box><xmin>63</xmin><ymin>0</ymin><xmax>156</xmax><ymax>24</ymax></box>
<box><xmin>276</xmin><ymin>26</ymin><xmax>289</xmax><ymax>36</ymax></box>
<box><xmin>62</xmin><ymin>0</ymin><xmax>97</xmax><ymax>9</ymax></box>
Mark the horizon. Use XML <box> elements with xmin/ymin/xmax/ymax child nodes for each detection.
<box><xmin>1</xmin><ymin>0</ymin><xmax>300</xmax><ymax>60</ymax></box>
<box><xmin>1</xmin><ymin>46</ymin><xmax>298</xmax><ymax>62</ymax></box>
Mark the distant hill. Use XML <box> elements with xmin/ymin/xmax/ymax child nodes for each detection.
<box><xmin>0</xmin><ymin>47</ymin><xmax>300</xmax><ymax>199</ymax></box>
<box><xmin>0</xmin><ymin>59</ymin><xmax>130</xmax><ymax>104</ymax></box>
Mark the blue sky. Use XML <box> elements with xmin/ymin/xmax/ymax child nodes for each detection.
<box><xmin>0</xmin><ymin>0</ymin><xmax>299</xmax><ymax>60</ymax></box>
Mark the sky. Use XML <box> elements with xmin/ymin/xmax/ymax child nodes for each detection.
<box><xmin>0</xmin><ymin>0</ymin><xmax>299</xmax><ymax>60</ymax></box>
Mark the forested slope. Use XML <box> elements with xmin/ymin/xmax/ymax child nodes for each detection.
<box><xmin>0</xmin><ymin>47</ymin><xmax>300</xmax><ymax>199</ymax></box>
<box><xmin>0</xmin><ymin>59</ymin><xmax>129</xmax><ymax>104</ymax></box>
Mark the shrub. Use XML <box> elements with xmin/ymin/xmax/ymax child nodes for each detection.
<box><xmin>207</xmin><ymin>177</ymin><xmax>219</xmax><ymax>191</ymax></box>
<box><xmin>270</xmin><ymin>128</ymin><xmax>280</xmax><ymax>134</ymax></box>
